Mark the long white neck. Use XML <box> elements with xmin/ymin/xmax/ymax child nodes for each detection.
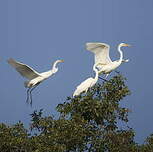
<box><xmin>118</xmin><ymin>45</ymin><xmax>123</xmax><ymax>63</ymax></box>
<box><xmin>40</xmin><ymin>60</ymin><xmax>61</xmax><ymax>78</ymax></box>
<box><xmin>93</xmin><ymin>64</ymin><xmax>99</xmax><ymax>81</ymax></box>
<box><xmin>52</xmin><ymin>60</ymin><xmax>59</xmax><ymax>70</ymax></box>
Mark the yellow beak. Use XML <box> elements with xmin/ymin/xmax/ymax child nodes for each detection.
<box><xmin>60</xmin><ymin>60</ymin><xmax>64</xmax><ymax>62</ymax></box>
<box><xmin>124</xmin><ymin>43</ymin><xmax>131</xmax><ymax>47</ymax></box>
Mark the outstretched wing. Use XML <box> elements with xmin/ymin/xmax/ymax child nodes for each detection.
<box><xmin>86</xmin><ymin>42</ymin><xmax>112</xmax><ymax>65</ymax></box>
<box><xmin>8</xmin><ymin>58</ymin><xmax>41</xmax><ymax>80</ymax></box>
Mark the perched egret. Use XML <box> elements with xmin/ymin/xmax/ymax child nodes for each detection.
<box><xmin>73</xmin><ymin>63</ymin><xmax>99</xmax><ymax>97</ymax></box>
<box><xmin>86</xmin><ymin>42</ymin><xmax>130</xmax><ymax>78</ymax></box>
<box><xmin>8</xmin><ymin>58</ymin><xmax>64</xmax><ymax>105</ymax></box>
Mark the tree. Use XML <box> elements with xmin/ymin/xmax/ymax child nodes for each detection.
<box><xmin>0</xmin><ymin>122</ymin><xmax>32</xmax><ymax>152</ymax></box>
<box><xmin>0</xmin><ymin>74</ymin><xmax>146</xmax><ymax>151</ymax></box>
<box><xmin>138</xmin><ymin>134</ymin><xmax>153</xmax><ymax>152</ymax></box>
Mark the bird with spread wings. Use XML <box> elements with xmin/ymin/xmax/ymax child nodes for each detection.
<box><xmin>86</xmin><ymin>42</ymin><xmax>130</xmax><ymax>78</ymax></box>
<box><xmin>8</xmin><ymin>58</ymin><xmax>64</xmax><ymax>106</ymax></box>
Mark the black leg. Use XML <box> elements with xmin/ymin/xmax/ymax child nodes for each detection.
<box><xmin>115</xmin><ymin>71</ymin><xmax>120</xmax><ymax>74</ymax></box>
<box><xmin>98</xmin><ymin>76</ymin><xmax>108</xmax><ymax>82</ymax></box>
<box><xmin>29</xmin><ymin>89</ymin><xmax>33</xmax><ymax>107</ymax></box>
<box><xmin>26</xmin><ymin>88</ymin><xmax>31</xmax><ymax>105</ymax></box>
<box><xmin>29</xmin><ymin>84</ymin><xmax>40</xmax><ymax>106</ymax></box>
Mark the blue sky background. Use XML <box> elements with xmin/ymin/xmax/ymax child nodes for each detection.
<box><xmin>0</xmin><ymin>0</ymin><xmax>153</xmax><ymax>143</ymax></box>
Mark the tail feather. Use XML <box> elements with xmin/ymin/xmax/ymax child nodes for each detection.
<box><xmin>24</xmin><ymin>81</ymin><xmax>29</xmax><ymax>88</ymax></box>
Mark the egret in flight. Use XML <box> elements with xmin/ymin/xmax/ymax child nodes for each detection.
<box><xmin>73</xmin><ymin>63</ymin><xmax>99</xmax><ymax>97</ymax></box>
<box><xmin>86</xmin><ymin>42</ymin><xmax>130</xmax><ymax>78</ymax></box>
<box><xmin>8</xmin><ymin>58</ymin><xmax>64</xmax><ymax>106</ymax></box>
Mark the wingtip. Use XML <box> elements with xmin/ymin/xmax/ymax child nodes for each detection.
<box><xmin>7</xmin><ymin>58</ymin><xmax>17</xmax><ymax>67</ymax></box>
<box><xmin>7</xmin><ymin>58</ymin><xmax>14</xmax><ymax>63</ymax></box>
<box><xmin>85</xmin><ymin>42</ymin><xmax>92</xmax><ymax>50</ymax></box>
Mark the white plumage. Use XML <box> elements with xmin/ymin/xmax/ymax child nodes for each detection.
<box><xmin>73</xmin><ymin>63</ymin><xmax>99</xmax><ymax>97</ymax></box>
<box><xmin>8</xmin><ymin>58</ymin><xmax>64</xmax><ymax>105</ymax></box>
<box><xmin>86</xmin><ymin>42</ymin><xmax>112</xmax><ymax>66</ymax></box>
<box><xmin>86</xmin><ymin>42</ymin><xmax>130</xmax><ymax>77</ymax></box>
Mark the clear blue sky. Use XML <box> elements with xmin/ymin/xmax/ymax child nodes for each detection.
<box><xmin>0</xmin><ymin>0</ymin><xmax>153</xmax><ymax>143</ymax></box>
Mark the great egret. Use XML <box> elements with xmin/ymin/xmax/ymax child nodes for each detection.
<box><xmin>73</xmin><ymin>63</ymin><xmax>99</xmax><ymax>97</ymax></box>
<box><xmin>86</xmin><ymin>42</ymin><xmax>130</xmax><ymax>78</ymax></box>
<box><xmin>8</xmin><ymin>58</ymin><xmax>64</xmax><ymax>105</ymax></box>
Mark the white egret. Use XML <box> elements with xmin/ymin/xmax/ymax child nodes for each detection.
<box><xmin>73</xmin><ymin>63</ymin><xmax>99</xmax><ymax>97</ymax></box>
<box><xmin>86</xmin><ymin>42</ymin><xmax>130</xmax><ymax>78</ymax></box>
<box><xmin>8</xmin><ymin>58</ymin><xmax>64</xmax><ymax>105</ymax></box>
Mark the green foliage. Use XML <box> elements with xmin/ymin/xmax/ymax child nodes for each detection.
<box><xmin>0</xmin><ymin>74</ymin><xmax>152</xmax><ymax>151</ymax></box>
<box><xmin>0</xmin><ymin>122</ymin><xmax>32</xmax><ymax>152</ymax></box>
<box><xmin>138</xmin><ymin>134</ymin><xmax>153</xmax><ymax>152</ymax></box>
<box><xmin>57</xmin><ymin>74</ymin><xmax>130</xmax><ymax>129</ymax></box>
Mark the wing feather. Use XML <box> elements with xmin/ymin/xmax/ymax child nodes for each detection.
<box><xmin>86</xmin><ymin>42</ymin><xmax>112</xmax><ymax>65</ymax></box>
<box><xmin>8</xmin><ymin>58</ymin><xmax>40</xmax><ymax>80</ymax></box>
<box><xmin>73</xmin><ymin>78</ymin><xmax>93</xmax><ymax>97</ymax></box>
<box><xmin>76</xmin><ymin>78</ymin><xmax>93</xmax><ymax>90</ymax></box>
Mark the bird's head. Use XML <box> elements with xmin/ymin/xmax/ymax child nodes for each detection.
<box><xmin>53</xmin><ymin>59</ymin><xmax>64</xmax><ymax>66</ymax></box>
<box><xmin>56</xmin><ymin>59</ymin><xmax>64</xmax><ymax>63</ymax></box>
<box><xmin>52</xmin><ymin>59</ymin><xmax>64</xmax><ymax>73</ymax></box>
<box><xmin>119</xmin><ymin>43</ymin><xmax>131</xmax><ymax>47</ymax></box>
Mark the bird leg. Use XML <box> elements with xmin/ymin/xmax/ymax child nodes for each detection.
<box><xmin>29</xmin><ymin>83</ymin><xmax>40</xmax><ymax>106</ymax></box>
<box><xmin>105</xmin><ymin>74</ymin><xmax>109</xmax><ymax>78</ymax></box>
<box><xmin>29</xmin><ymin>85</ymin><xmax>37</xmax><ymax>106</ymax></box>
<box><xmin>29</xmin><ymin>88</ymin><xmax>33</xmax><ymax>107</ymax></box>
<box><xmin>98</xmin><ymin>77</ymin><xmax>108</xmax><ymax>82</ymax></box>
<box><xmin>26</xmin><ymin>88</ymin><xmax>31</xmax><ymax>105</ymax></box>
<box><xmin>115</xmin><ymin>71</ymin><xmax>120</xmax><ymax>74</ymax></box>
